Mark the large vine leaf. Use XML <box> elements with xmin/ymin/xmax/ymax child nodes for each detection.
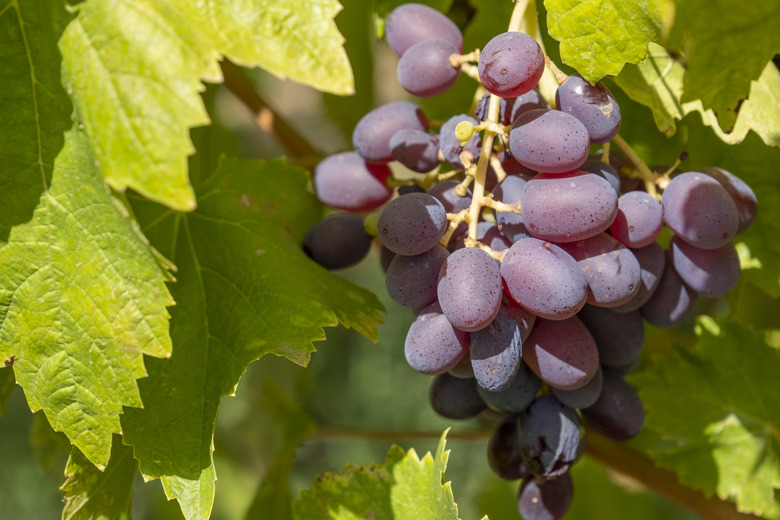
<box><xmin>121</xmin><ymin>157</ymin><xmax>383</xmax><ymax>520</ymax></box>
<box><xmin>0</xmin><ymin>128</ymin><xmax>174</xmax><ymax>468</ymax></box>
<box><xmin>293</xmin><ymin>431</ymin><xmax>466</xmax><ymax>520</ymax></box>
<box><xmin>544</xmin><ymin>0</ymin><xmax>662</xmax><ymax>83</ymax></box>
<box><xmin>673</xmin><ymin>0</ymin><xmax>780</xmax><ymax>132</ymax></box>
<box><xmin>632</xmin><ymin>317</ymin><xmax>780</xmax><ymax>518</ymax></box>
<box><xmin>0</xmin><ymin>0</ymin><xmax>72</xmax><ymax>242</ymax></box>
<box><xmin>59</xmin><ymin>0</ymin><xmax>353</xmax><ymax>212</ymax></box>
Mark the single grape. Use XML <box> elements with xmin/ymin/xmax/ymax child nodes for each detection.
<box><xmin>477</xmin><ymin>359</ymin><xmax>541</xmax><ymax>413</ymax></box>
<box><xmin>428</xmin><ymin>180</ymin><xmax>471</xmax><ymax>240</ymax></box>
<box><xmin>517</xmin><ymin>473</ymin><xmax>574</xmax><ymax>520</ymax></box>
<box><xmin>429</xmin><ymin>373</ymin><xmax>486</xmax><ymax>420</ymax></box>
<box><xmin>353</xmin><ymin>102</ymin><xmax>429</xmax><ymax>164</ymax></box>
<box><xmin>610</xmin><ymin>191</ymin><xmax>664</xmax><ymax>248</ymax></box>
<box><xmin>522</xmin><ymin>316</ymin><xmax>599</xmax><ymax>390</ymax></box>
<box><xmin>385</xmin><ymin>3</ymin><xmax>463</xmax><ymax>56</ymax></box>
<box><xmin>313</xmin><ymin>152</ymin><xmax>392</xmax><ymax>212</ymax></box>
<box><xmin>578</xmin><ymin>157</ymin><xmax>621</xmax><ymax>194</ymax></box>
<box><xmin>405</xmin><ymin>301</ymin><xmax>470</xmax><ymax>375</ymax></box>
<box><xmin>478</xmin><ymin>32</ymin><xmax>544</xmax><ymax>98</ymax></box>
<box><xmin>455</xmin><ymin>120</ymin><xmax>475</xmax><ymax>142</ymax></box>
<box><xmin>440</xmin><ymin>114</ymin><xmax>481</xmax><ymax>169</ymax></box>
<box><xmin>577</xmin><ymin>305</ymin><xmax>644</xmax><ymax>374</ymax></box>
<box><xmin>488</xmin><ymin>418</ymin><xmax>530</xmax><ymax>481</ymax></box>
<box><xmin>699</xmin><ymin>167</ymin><xmax>757</xmax><ymax>234</ymax></box>
<box><xmin>470</xmin><ymin>310</ymin><xmax>523</xmax><ymax>391</ymax></box>
<box><xmin>501</xmin><ymin>237</ymin><xmax>588</xmax><ymax>320</ymax></box>
<box><xmin>398</xmin><ymin>39</ymin><xmax>461</xmax><ymax>97</ymax></box>
<box><xmin>551</xmin><ymin>366</ymin><xmax>603</xmax><ymax>409</ymax></box>
<box><xmin>492</xmin><ymin>175</ymin><xmax>529</xmax><ymax>242</ymax></box>
<box><xmin>661</xmin><ymin>171</ymin><xmax>739</xmax><ymax>249</ymax></box>
<box><xmin>640</xmin><ymin>252</ymin><xmax>698</xmax><ymax>329</ymax></box>
<box><xmin>669</xmin><ymin>235</ymin><xmax>741</xmax><ymax>298</ymax></box>
<box><xmin>519</xmin><ymin>396</ymin><xmax>582</xmax><ymax>478</ymax></box>
<box><xmin>386</xmin><ymin>245</ymin><xmax>449</xmax><ymax>308</ymax></box>
<box><xmin>303</xmin><ymin>214</ymin><xmax>372</xmax><ymax>270</ymax></box>
<box><xmin>377</xmin><ymin>192</ymin><xmax>447</xmax><ymax>255</ymax></box>
<box><xmin>437</xmin><ymin>247</ymin><xmax>502</xmax><ymax>331</ymax></box>
<box><xmin>581</xmin><ymin>371</ymin><xmax>644</xmax><ymax>441</ymax></box>
<box><xmin>521</xmin><ymin>171</ymin><xmax>618</xmax><ymax>243</ymax></box>
<box><xmin>555</xmin><ymin>73</ymin><xmax>621</xmax><ymax>144</ymax></box>
<box><xmin>611</xmin><ymin>241</ymin><xmax>666</xmax><ymax>313</ymax></box>
<box><xmin>390</xmin><ymin>130</ymin><xmax>440</xmax><ymax>173</ymax></box>
<box><xmin>509</xmin><ymin>109</ymin><xmax>590</xmax><ymax>173</ymax></box>
<box><xmin>474</xmin><ymin>222</ymin><xmax>512</xmax><ymax>252</ymax></box>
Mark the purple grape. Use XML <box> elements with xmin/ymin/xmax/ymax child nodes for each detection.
<box><xmin>380</xmin><ymin>244</ymin><xmax>396</xmax><ymax>273</ymax></box>
<box><xmin>353</xmin><ymin>102</ymin><xmax>429</xmax><ymax>164</ymax></box>
<box><xmin>470</xmin><ymin>310</ymin><xmax>523</xmax><ymax>391</ymax></box>
<box><xmin>640</xmin><ymin>253</ymin><xmax>698</xmax><ymax>329</ymax></box>
<box><xmin>386</xmin><ymin>245</ymin><xmax>449</xmax><ymax>308</ymax></box>
<box><xmin>500</xmin><ymin>298</ymin><xmax>537</xmax><ymax>343</ymax></box>
<box><xmin>448</xmin><ymin>351</ymin><xmax>475</xmax><ymax>379</ymax></box>
<box><xmin>478</xmin><ymin>32</ymin><xmax>544</xmax><ymax>98</ymax></box>
<box><xmin>699</xmin><ymin>167</ymin><xmax>757</xmax><ymax>234</ymax></box>
<box><xmin>397</xmin><ymin>184</ymin><xmax>426</xmax><ymax>196</ymax></box>
<box><xmin>405</xmin><ymin>301</ymin><xmax>470</xmax><ymax>375</ymax></box>
<box><xmin>428</xmin><ymin>180</ymin><xmax>471</xmax><ymax>240</ymax></box>
<box><xmin>669</xmin><ymin>235</ymin><xmax>741</xmax><ymax>298</ymax></box>
<box><xmin>555</xmin><ymin>73</ymin><xmax>621</xmax><ymax>144</ymax></box>
<box><xmin>610</xmin><ymin>191</ymin><xmax>664</xmax><ymax>248</ymax></box>
<box><xmin>521</xmin><ymin>171</ymin><xmax>618</xmax><ymax>243</ymax></box>
<box><xmin>551</xmin><ymin>366</ymin><xmax>603</xmax><ymax>409</ymax></box>
<box><xmin>582</xmin><ymin>371</ymin><xmax>644</xmax><ymax>441</ymax></box>
<box><xmin>492</xmin><ymin>175</ymin><xmax>529</xmax><ymax>242</ymax></box>
<box><xmin>398</xmin><ymin>39</ymin><xmax>461</xmax><ymax>97</ymax></box>
<box><xmin>577</xmin><ymin>305</ymin><xmax>644</xmax><ymax>373</ymax></box>
<box><xmin>509</xmin><ymin>109</ymin><xmax>590</xmax><ymax>173</ymax></box>
<box><xmin>477</xmin><ymin>89</ymin><xmax>550</xmax><ymax>125</ymax></box>
<box><xmin>501</xmin><ymin>237</ymin><xmax>588</xmax><ymax>320</ymax></box>
<box><xmin>390</xmin><ymin>130</ymin><xmax>440</xmax><ymax>173</ymax></box>
<box><xmin>475</xmin><ymin>222</ymin><xmax>512</xmax><ymax>251</ymax></box>
<box><xmin>377</xmin><ymin>193</ymin><xmax>447</xmax><ymax>255</ymax></box>
<box><xmin>385</xmin><ymin>3</ymin><xmax>463</xmax><ymax>57</ymax></box>
<box><xmin>313</xmin><ymin>152</ymin><xmax>392</xmax><ymax>212</ymax></box>
<box><xmin>440</xmin><ymin>114</ymin><xmax>481</xmax><ymax>169</ymax></box>
<box><xmin>661</xmin><ymin>171</ymin><xmax>739</xmax><ymax>249</ymax></box>
<box><xmin>517</xmin><ymin>473</ymin><xmax>574</xmax><ymax>520</ymax></box>
<box><xmin>303</xmin><ymin>214</ymin><xmax>372</xmax><ymax>270</ymax></box>
<box><xmin>437</xmin><ymin>247</ymin><xmax>502</xmax><ymax>331</ymax></box>
<box><xmin>612</xmin><ymin>241</ymin><xmax>666</xmax><ymax>313</ymax></box>
<box><xmin>489</xmin><ymin>418</ymin><xmax>530</xmax><ymax>481</ymax></box>
<box><xmin>522</xmin><ymin>316</ymin><xmax>599</xmax><ymax>390</ymax></box>
<box><xmin>558</xmin><ymin>233</ymin><xmax>641</xmax><ymax>308</ymax></box>
<box><xmin>519</xmin><ymin>396</ymin><xmax>581</xmax><ymax>477</ymax></box>
<box><xmin>578</xmin><ymin>158</ymin><xmax>621</xmax><ymax>194</ymax></box>
<box><xmin>477</xmin><ymin>359</ymin><xmax>541</xmax><ymax>413</ymax></box>
<box><xmin>429</xmin><ymin>373</ymin><xmax>486</xmax><ymax>420</ymax></box>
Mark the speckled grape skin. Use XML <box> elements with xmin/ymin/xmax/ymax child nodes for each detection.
<box><xmin>470</xmin><ymin>311</ymin><xmax>523</xmax><ymax>391</ymax></box>
<box><xmin>429</xmin><ymin>373</ymin><xmax>486</xmax><ymax>420</ymax></box>
<box><xmin>521</xmin><ymin>171</ymin><xmax>618</xmax><ymax>243</ymax></box>
<box><xmin>577</xmin><ymin>305</ymin><xmax>644</xmax><ymax>373</ymax></box>
<box><xmin>640</xmin><ymin>252</ymin><xmax>698</xmax><ymax>329</ymax></box>
<box><xmin>661</xmin><ymin>171</ymin><xmax>739</xmax><ymax>249</ymax></box>
<box><xmin>377</xmin><ymin>193</ymin><xmax>447</xmax><ymax>255</ymax></box>
<box><xmin>669</xmin><ymin>235</ymin><xmax>740</xmax><ymax>298</ymax></box>
<box><xmin>390</xmin><ymin>129</ymin><xmax>440</xmax><ymax>173</ymax></box>
<box><xmin>477</xmin><ymin>360</ymin><xmax>541</xmax><ymax>413</ymax></box>
<box><xmin>522</xmin><ymin>317</ymin><xmax>599</xmax><ymax>390</ymax></box>
<box><xmin>478</xmin><ymin>32</ymin><xmax>544</xmax><ymax>98</ymax></box>
<box><xmin>579</xmin><ymin>158</ymin><xmax>621</xmax><ymax>194</ymax></box>
<box><xmin>405</xmin><ymin>301</ymin><xmax>470</xmax><ymax>375</ymax></box>
<box><xmin>558</xmin><ymin>233</ymin><xmax>641</xmax><ymax>308</ymax></box>
<box><xmin>501</xmin><ymin>238</ymin><xmax>588</xmax><ymax>320</ymax></box>
<box><xmin>386</xmin><ymin>245</ymin><xmax>449</xmax><ymax>308</ymax></box>
<box><xmin>500</xmin><ymin>298</ymin><xmax>537</xmax><ymax>343</ymax></box>
<box><xmin>612</xmin><ymin>242</ymin><xmax>666</xmax><ymax>313</ymax></box>
<box><xmin>509</xmin><ymin>109</ymin><xmax>590</xmax><ymax>173</ymax></box>
<box><xmin>385</xmin><ymin>3</ymin><xmax>463</xmax><ymax>56</ymax></box>
<box><xmin>610</xmin><ymin>191</ymin><xmax>664</xmax><ymax>248</ymax></box>
<box><xmin>519</xmin><ymin>396</ymin><xmax>582</xmax><ymax>477</ymax></box>
<box><xmin>555</xmin><ymin>74</ymin><xmax>621</xmax><ymax>144</ymax></box>
<box><xmin>437</xmin><ymin>247</ymin><xmax>502</xmax><ymax>331</ymax></box>
<box><xmin>699</xmin><ymin>167</ymin><xmax>757</xmax><ymax>234</ymax></box>
<box><xmin>398</xmin><ymin>39</ymin><xmax>461</xmax><ymax>98</ymax></box>
<box><xmin>551</xmin><ymin>365</ymin><xmax>603</xmax><ymax>409</ymax></box>
<box><xmin>353</xmin><ymin>102</ymin><xmax>429</xmax><ymax>164</ymax></box>
<box><xmin>313</xmin><ymin>152</ymin><xmax>392</xmax><ymax>212</ymax></box>
<box><xmin>581</xmin><ymin>371</ymin><xmax>644</xmax><ymax>441</ymax></box>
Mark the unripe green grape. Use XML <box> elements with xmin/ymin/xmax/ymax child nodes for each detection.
<box><xmin>455</xmin><ymin>120</ymin><xmax>475</xmax><ymax>143</ymax></box>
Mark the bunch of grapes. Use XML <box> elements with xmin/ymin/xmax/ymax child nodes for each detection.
<box><xmin>302</xmin><ymin>3</ymin><xmax>757</xmax><ymax>518</ymax></box>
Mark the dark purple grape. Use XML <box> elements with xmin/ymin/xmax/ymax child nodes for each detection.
<box><xmin>502</xmin><ymin>89</ymin><xmax>551</xmax><ymax>125</ymax></box>
<box><xmin>555</xmin><ymin>74</ymin><xmax>621</xmax><ymax>144</ymax></box>
<box><xmin>610</xmin><ymin>191</ymin><xmax>664</xmax><ymax>248</ymax></box>
<box><xmin>477</xmin><ymin>359</ymin><xmax>541</xmax><ymax>413</ymax></box>
<box><xmin>429</xmin><ymin>373</ymin><xmax>486</xmax><ymax>420</ymax></box>
<box><xmin>523</xmin><ymin>317</ymin><xmax>599</xmax><ymax>390</ymax></box>
<box><xmin>509</xmin><ymin>109</ymin><xmax>590</xmax><ymax>173</ymax></box>
<box><xmin>397</xmin><ymin>184</ymin><xmax>426</xmax><ymax>196</ymax></box>
<box><xmin>377</xmin><ymin>193</ymin><xmax>447</xmax><ymax>255</ymax></box>
<box><xmin>517</xmin><ymin>473</ymin><xmax>574</xmax><ymax>520</ymax></box>
<box><xmin>386</xmin><ymin>245</ymin><xmax>449</xmax><ymax>308</ymax></box>
<box><xmin>669</xmin><ymin>235</ymin><xmax>740</xmax><ymax>298</ymax></box>
<box><xmin>661</xmin><ymin>171</ymin><xmax>739</xmax><ymax>249</ymax></box>
<box><xmin>578</xmin><ymin>158</ymin><xmax>621</xmax><ymax>194</ymax></box>
<box><xmin>521</xmin><ymin>171</ymin><xmax>618</xmax><ymax>243</ymax></box>
<box><xmin>385</xmin><ymin>3</ymin><xmax>463</xmax><ymax>56</ymax></box>
<box><xmin>501</xmin><ymin>237</ymin><xmax>588</xmax><ymax>320</ymax></box>
<box><xmin>428</xmin><ymin>180</ymin><xmax>471</xmax><ymax>240</ymax></box>
<box><xmin>448</xmin><ymin>351</ymin><xmax>475</xmax><ymax>379</ymax></box>
<box><xmin>398</xmin><ymin>39</ymin><xmax>461</xmax><ymax>98</ymax></box>
<box><xmin>699</xmin><ymin>167</ymin><xmax>757</xmax><ymax>234</ymax></box>
<box><xmin>380</xmin><ymin>244</ymin><xmax>396</xmax><ymax>273</ymax></box>
<box><xmin>475</xmin><ymin>222</ymin><xmax>511</xmax><ymax>252</ymax></box>
<box><xmin>558</xmin><ymin>233</ymin><xmax>641</xmax><ymax>308</ymax></box>
<box><xmin>489</xmin><ymin>418</ymin><xmax>530</xmax><ymax>481</ymax></box>
<box><xmin>470</xmin><ymin>311</ymin><xmax>523</xmax><ymax>391</ymax></box>
<box><xmin>640</xmin><ymin>253</ymin><xmax>698</xmax><ymax>329</ymax></box>
<box><xmin>519</xmin><ymin>396</ymin><xmax>581</xmax><ymax>477</ymax></box>
<box><xmin>390</xmin><ymin>130</ymin><xmax>440</xmax><ymax>173</ymax></box>
<box><xmin>551</xmin><ymin>366</ymin><xmax>603</xmax><ymax>409</ymax></box>
<box><xmin>440</xmin><ymin>114</ymin><xmax>481</xmax><ymax>169</ymax></box>
<box><xmin>437</xmin><ymin>247</ymin><xmax>502</xmax><ymax>331</ymax></box>
<box><xmin>582</xmin><ymin>371</ymin><xmax>644</xmax><ymax>441</ymax></box>
<box><xmin>405</xmin><ymin>301</ymin><xmax>470</xmax><ymax>375</ymax></box>
<box><xmin>353</xmin><ymin>102</ymin><xmax>429</xmax><ymax>164</ymax></box>
<box><xmin>313</xmin><ymin>152</ymin><xmax>392</xmax><ymax>212</ymax></box>
<box><xmin>303</xmin><ymin>214</ymin><xmax>372</xmax><ymax>270</ymax></box>
<box><xmin>500</xmin><ymin>298</ymin><xmax>537</xmax><ymax>343</ymax></box>
<box><xmin>577</xmin><ymin>305</ymin><xmax>644</xmax><ymax>373</ymax></box>
<box><xmin>478</xmin><ymin>32</ymin><xmax>544</xmax><ymax>98</ymax></box>
<box><xmin>492</xmin><ymin>175</ymin><xmax>529</xmax><ymax>242</ymax></box>
<box><xmin>612</xmin><ymin>241</ymin><xmax>666</xmax><ymax>313</ymax></box>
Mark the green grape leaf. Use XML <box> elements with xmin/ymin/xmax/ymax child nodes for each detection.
<box><xmin>673</xmin><ymin>0</ymin><xmax>780</xmax><ymax>132</ymax></box>
<box><xmin>632</xmin><ymin>317</ymin><xmax>780</xmax><ymax>518</ymax></box>
<box><xmin>59</xmin><ymin>0</ymin><xmax>353</xmax><ymax>212</ymax></box>
<box><xmin>293</xmin><ymin>430</ymin><xmax>463</xmax><ymax>520</ymax></box>
<box><xmin>0</xmin><ymin>0</ymin><xmax>72</xmax><ymax>242</ymax></box>
<box><xmin>544</xmin><ymin>0</ymin><xmax>661</xmax><ymax>83</ymax></box>
<box><xmin>61</xmin><ymin>436</ymin><xmax>138</xmax><ymax>520</ymax></box>
<box><xmin>121</xmin><ymin>157</ymin><xmax>383</xmax><ymax>520</ymax></box>
<box><xmin>0</xmin><ymin>128</ymin><xmax>173</xmax><ymax>468</ymax></box>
